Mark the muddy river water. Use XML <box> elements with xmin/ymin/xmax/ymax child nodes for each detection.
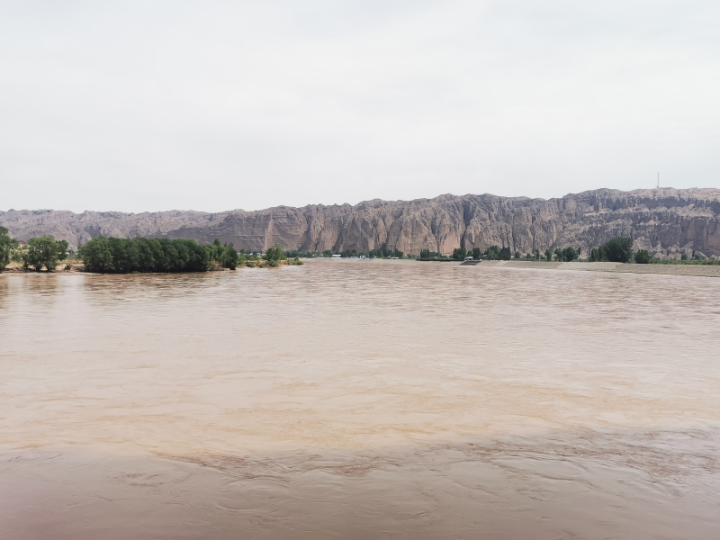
<box><xmin>1</xmin><ymin>260</ymin><xmax>719</xmax><ymax>539</ymax></box>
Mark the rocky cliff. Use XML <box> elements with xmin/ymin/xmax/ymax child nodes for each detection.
<box><xmin>2</xmin><ymin>188</ymin><xmax>720</xmax><ymax>258</ymax></box>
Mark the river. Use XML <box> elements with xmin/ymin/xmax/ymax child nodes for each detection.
<box><xmin>1</xmin><ymin>260</ymin><xmax>719</xmax><ymax>539</ymax></box>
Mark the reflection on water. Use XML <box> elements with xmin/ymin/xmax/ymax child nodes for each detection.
<box><xmin>1</xmin><ymin>261</ymin><xmax>719</xmax><ymax>539</ymax></box>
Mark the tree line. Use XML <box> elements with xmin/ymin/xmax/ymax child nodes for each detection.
<box><xmin>79</xmin><ymin>236</ymin><xmax>238</xmax><ymax>273</ymax></box>
<box><xmin>0</xmin><ymin>228</ymin><xmax>70</xmax><ymax>272</ymax></box>
<box><xmin>421</xmin><ymin>238</ymin><xmax>654</xmax><ymax>263</ymax></box>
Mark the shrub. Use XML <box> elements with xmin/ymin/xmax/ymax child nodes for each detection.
<box><xmin>589</xmin><ymin>247</ymin><xmax>605</xmax><ymax>262</ymax></box>
<box><xmin>634</xmin><ymin>249</ymin><xmax>652</xmax><ymax>264</ymax></box>
<box><xmin>264</xmin><ymin>243</ymin><xmax>286</xmax><ymax>262</ymax></box>
<box><xmin>79</xmin><ymin>236</ymin><xmax>210</xmax><ymax>273</ymax></box>
<box><xmin>23</xmin><ymin>236</ymin><xmax>68</xmax><ymax>271</ymax></box>
<box><xmin>562</xmin><ymin>247</ymin><xmax>578</xmax><ymax>262</ymax></box>
<box><xmin>603</xmin><ymin>237</ymin><xmax>633</xmax><ymax>263</ymax></box>
<box><xmin>589</xmin><ymin>238</ymin><xmax>634</xmax><ymax>263</ymax></box>
<box><xmin>452</xmin><ymin>248</ymin><xmax>467</xmax><ymax>260</ymax></box>
<box><xmin>0</xmin><ymin>227</ymin><xmax>19</xmax><ymax>271</ymax></box>
<box><xmin>486</xmin><ymin>246</ymin><xmax>501</xmax><ymax>260</ymax></box>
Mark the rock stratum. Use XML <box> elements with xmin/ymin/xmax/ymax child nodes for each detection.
<box><xmin>2</xmin><ymin>188</ymin><xmax>720</xmax><ymax>258</ymax></box>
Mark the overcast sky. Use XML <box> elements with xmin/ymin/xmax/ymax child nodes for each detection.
<box><xmin>2</xmin><ymin>0</ymin><xmax>719</xmax><ymax>213</ymax></box>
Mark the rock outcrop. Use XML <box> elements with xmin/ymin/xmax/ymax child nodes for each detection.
<box><xmin>2</xmin><ymin>188</ymin><xmax>720</xmax><ymax>258</ymax></box>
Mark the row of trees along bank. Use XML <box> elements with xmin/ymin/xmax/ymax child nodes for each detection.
<box><xmin>0</xmin><ymin>228</ymin><xmax>70</xmax><ymax>272</ymax></box>
<box><xmin>79</xmin><ymin>237</ymin><xmax>238</xmax><ymax>272</ymax></box>
<box><xmin>431</xmin><ymin>238</ymin><xmax>674</xmax><ymax>264</ymax></box>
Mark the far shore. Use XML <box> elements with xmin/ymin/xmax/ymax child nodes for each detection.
<box><xmin>467</xmin><ymin>260</ymin><xmax>720</xmax><ymax>278</ymax></box>
<box><xmin>3</xmin><ymin>258</ymin><xmax>720</xmax><ymax>278</ymax></box>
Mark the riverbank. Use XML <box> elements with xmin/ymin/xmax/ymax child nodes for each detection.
<box><xmin>1</xmin><ymin>259</ymin><xmax>302</xmax><ymax>274</ymax></box>
<box><xmin>476</xmin><ymin>260</ymin><xmax>720</xmax><ymax>277</ymax></box>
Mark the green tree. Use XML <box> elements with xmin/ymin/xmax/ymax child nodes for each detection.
<box><xmin>544</xmin><ymin>248</ymin><xmax>553</xmax><ymax>261</ymax></box>
<box><xmin>322</xmin><ymin>250</ymin><xmax>333</xmax><ymax>257</ymax></box>
<box><xmin>264</xmin><ymin>243</ymin><xmax>286</xmax><ymax>262</ymax></box>
<box><xmin>452</xmin><ymin>247</ymin><xmax>467</xmax><ymax>260</ymax></box>
<box><xmin>0</xmin><ymin>227</ymin><xmax>19</xmax><ymax>271</ymax></box>
<box><xmin>23</xmin><ymin>236</ymin><xmax>67</xmax><ymax>271</ymax></box>
<box><xmin>222</xmin><ymin>243</ymin><xmax>238</xmax><ymax>270</ymax></box>
<box><xmin>634</xmin><ymin>249</ymin><xmax>652</xmax><ymax>264</ymax></box>
<box><xmin>471</xmin><ymin>247</ymin><xmax>482</xmax><ymax>260</ymax></box>
<box><xmin>211</xmin><ymin>238</ymin><xmax>224</xmax><ymax>263</ymax></box>
<box><xmin>420</xmin><ymin>249</ymin><xmax>431</xmax><ymax>259</ymax></box>
<box><xmin>486</xmin><ymin>246</ymin><xmax>501</xmax><ymax>260</ymax></box>
<box><xmin>79</xmin><ymin>237</ymin><xmax>210</xmax><ymax>273</ymax></box>
<box><xmin>602</xmin><ymin>237</ymin><xmax>633</xmax><ymax>263</ymax></box>
<box><xmin>498</xmin><ymin>247</ymin><xmax>512</xmax><ymax>260</ymax></box>
<box><xmin>560</xmin><ymin>247</ymin><xmax>578</xmax><ymax>262</ymax></box>
<box><xmin>78</xmin><ymin>236</ymin><xmax>114</xmax><ymax>272</ymax></box>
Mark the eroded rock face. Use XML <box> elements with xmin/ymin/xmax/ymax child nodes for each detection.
<box><xmin>2</xmin><ymin>188</ymin><xmax>719</xmax><ymax>258</ymax></box>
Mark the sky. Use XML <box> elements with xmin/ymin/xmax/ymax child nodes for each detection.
<box><xmin>2</xmin><ymin>0</ymin><xmax>719</xmax><ymax>213</ymax></box>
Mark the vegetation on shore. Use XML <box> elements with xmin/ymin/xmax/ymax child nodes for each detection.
<box><xmin>78</xmin><ymin>236</ymin><xmax>237</xmax><ymax>273</ymax></box>
<box><xmin>239</xmin><ymin>243</ymin><xmax>303</xmax><ymax>268</ymax></box>
<box><xmin>0</xmin><ymin>227</ymin><xmax>18</xmax><ymax>271</ymax></box>
<box><xmin>1</xmin><ymin>228</ymin><xmax>70</xmax><ymax>272</ymax></box>
<box><xmin>3</xmin><ymin>228</ymin><xmax>718</xmax><ymax>273</ymax></box>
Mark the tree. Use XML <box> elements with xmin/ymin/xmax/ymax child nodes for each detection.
<box><xmin>23</xmin><ymin>236</ymin><xmax>67</xmax><ymax>271</ymax></box>
<box><xmin>211</xmin><ymin>238</ymin><xmax>224</xmax><ymax>263</ymax></box>
<box><xmin>533</xmin><ymin>249</ymin><xmax>541</xmax><ymax>261</ymax></box>
<box><xmin>486</xmin><ymin>246</ymin><xmax>500</xmax><ymax>260</ymax></box>
<box><xmin>471</xmin><ymin>247</ymin><xmax>482</xmax><ymax>260</ymax></box>
<box><xmin>602</xmin><ymin>237</ymin><xmax>633</xmax><ymax>263</ymax></box>
<box><xmin>79</xmin><ymin>236</ymin><xmax>211</xmax><ymax>273</ymax></box>
<box><xmin>498</xmin><ymin>247</ymin><xmax>512</xmax><ymax>260</ymax></box>
<box><xmin>589</xmin><ymin>247</ymin><xmax>604</xmax><ymax>262</ymax></box>
<box><xmin>222</xmin><ymin>243</ymin><xmax>238</xmax><ymax>270</ymax></box>
<box><xmin>0</xmin><ymin>227</ymin><xmax>19</xmax><ymax>271</ymax></box>
<box><xmin>562</xmin><ymin>247</ymin><xmax>578</xmax><ymax>262</ymax></box>
<box><xmin>452</xmin><ymin>248</ymin><xmax>467</xmax><ymax>260</ymax></box>
<box><xmin>79</xmin><ymin>236</ymin><xmax>114</xmax><ymax>272</ymax></box>
<box><xmin>514</xmin><ymin>251</ymin><xmax>521</xmax><ymax>259</ymax></box>
<box><xmin>634</xmin><ymin>249</ymin><xmax>652</xmax><ymax>264</ymax></box>
<box><xmin>420</xmin><ymin>249</ymin><xmax>431</xmax><ymax>259</ymax></box>
<box><xmin>264</xmin><ymin>243</ymin><xmax>286</xmax><ymax>262</ymax></box>
<box><xmin>544</xmin><ymin>248</ymin><xmax>553</xmax><ymax>261</ymax></box>
<box><xmin>322</xmin><ymin>250</ymin><xmax>333</xmax><ymax>257</ymax></box>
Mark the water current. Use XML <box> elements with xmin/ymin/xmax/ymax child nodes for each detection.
<box><xmin>1</xmin><ymin>260</ymin><xmax>719</xmax><ymax>539</ymax></box>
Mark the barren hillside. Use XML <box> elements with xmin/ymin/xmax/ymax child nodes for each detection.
<box><xmin>2</xmin><ymin>188</ymin><xmax>719</xmax><ymax>258</ymax></box>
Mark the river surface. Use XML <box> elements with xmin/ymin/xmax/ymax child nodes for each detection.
<box><xmin>1</xmin><ymin>260</ymin><xmax>719</xmax><ymax>539</ymax></box>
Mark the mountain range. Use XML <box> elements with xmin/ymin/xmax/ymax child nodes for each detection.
<box><xmin>2</xmin><ymin>188</ymin><xmax>719</xmax><ymax>258</ymax></box>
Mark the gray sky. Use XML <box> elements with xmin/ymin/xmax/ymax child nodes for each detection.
<box><xmin>2</xmin><ymin>0</ymin><xmax>719</xmax><ymax>213</ymax></box>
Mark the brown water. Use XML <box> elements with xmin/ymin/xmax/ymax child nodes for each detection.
<box><xmin>1</xmin><ymin>260</ymin><xmax>719</xmax><ymax>539</ymax></box>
